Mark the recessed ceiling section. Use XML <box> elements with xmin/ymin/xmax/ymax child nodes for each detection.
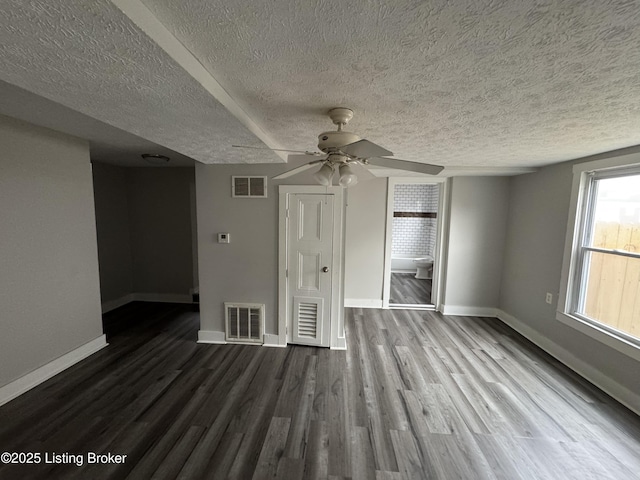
<box><xmin>0</xmin><ymin>79</ymin><xmax>194</xmax><ymax>167</ymax></box>
<box><xmin>0</xmin><ymin>0</ymin><xmax>281</xmax><ymax>165</ymax></box>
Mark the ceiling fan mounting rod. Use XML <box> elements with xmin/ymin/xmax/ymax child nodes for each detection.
<box><xmin>328</xmin><ymin>107</ymin><xmax>354</xmax><ymax>128</ymax></box>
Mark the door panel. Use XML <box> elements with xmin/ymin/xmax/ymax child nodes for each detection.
<box><xmin>298</xmin><ymin>199</ymin><xmax>323</xmax><ymax>242</ymax></box>
<box><xmin>288</xmin><ymin>194</ymin><xmax>334</xmax><ymax>347</ymax></box>
<box><xmin>298</xmin><ymin>252</ymin><xmax>321</xmax><ymax>290</ymax></box>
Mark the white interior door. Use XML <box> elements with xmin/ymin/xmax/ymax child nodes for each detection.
<box><xmin>288</xmin><ymin>194</ymin><xmax>334</xmax><ymax>347</ymax></box>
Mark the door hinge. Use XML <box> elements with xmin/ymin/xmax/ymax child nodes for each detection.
<box><xmin>285</xmin><ymin>269</ymin><xmax>288</xmax><ymax>278</ymax></box>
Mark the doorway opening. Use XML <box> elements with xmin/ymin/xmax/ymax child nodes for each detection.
<box><xmin>383</xmin><ymin>178</ymin><xmax>448</xmax><ymax>310</ymax></box>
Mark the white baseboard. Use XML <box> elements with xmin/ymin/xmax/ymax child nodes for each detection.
<box><xmin>331</xmin><ymin>337</ymin><xmax>347</xmax><ymax>350</ymax></box>
<box><xmin>102</xmin><ymin>294</ymin><xmax>135</xmax><ymax>313</ymax></box>
<box><xmin>132</xmin><ymin>293</ymin><xmax>193</xmax><ymax>304</ymax></box>
<box><xmin>344</xmin><ymin>298</ymin><xmax>383</xmax><ymax>308</ymax></box>
<box><xmin>441</xmin><ymin>305</ymin><xmax>499</xmax><ymax>317</ymax></box>
<box><xmin>197</xmin><ymin>330</ymin><xmax>227</xmax><ymax>344</ymax></box>
<box><xmin>496</xmin><ymin>309</ymin><xmax>640</xmax><ymax>417</ymax></box>
<box><xmin>101</xmin><ymin>292</ymin><xmax>194</xmax><ymax>313</ymax></box>
<box><xmin>263</xmin><ymin>334</ymin><xmax>286</xmax><ymax>348</ymax></box>
<box><xmin>0</xmin><ymin>335</ymin><xmax>108</xmax><ymax>407</ymax></box>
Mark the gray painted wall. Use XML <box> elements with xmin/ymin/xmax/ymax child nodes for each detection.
<box><xmin>500</xmin><ymin>161</ymin><xmax>640</xmax><ymax>402</ymax></box>
<box><xmin>344</xmin><ymin>178</ymin><xmax>388</xmax><ymax>301</ymax></box>
<box><xmin>92</xmin><ymin>162</ymin><xmax>134</xmax><ymax>304</ymax></box>
<box><xmin>92</xmin><ymin>165</ymin><xmax>196</xmax><ymax>306</ymax></box>
<box><xmin>127</xmin><ymin>168</ymin><xmax>195</xmax><ymax>297</ymax></box>
<box><xmin>196</xmin><ymin>165</ymin><xmax>511</xmax><ymax>329</ymax></box>
<box><xmin>0</xmin><ymin>115</ymin><xmax>103</xmax><ymax>387</ymax></box>
<box><xmin>342</xmin><ymin>176</ymin><xmax>510</xmax><ymax>309</ymax></box>
<box><xmin>444</xmin><ymin>177</ymin><xmax>509</xmax><ymax>310</ymax></box>
<box><xmin>195</xmin><ymin>158</ymin><xmax>350</xmax><ymax>334</ymax></box>
<box><xmin>196</xmin><ymin>163</ymin><xmax>280</xmax><ymax>334</ymax></box>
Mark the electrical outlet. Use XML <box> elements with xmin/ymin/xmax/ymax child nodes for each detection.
<box><xmin>545</xmin><ymin>292</ymin><xmax>553</xmax><ymax>304</ymax></box>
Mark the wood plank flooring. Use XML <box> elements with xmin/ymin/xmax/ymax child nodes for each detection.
<box><xmin>1</xmin><ymin>302</ymin><xmax>640</xmax><ymax>479</ymax></box>
<box><xmin>390</xmin><ymin>273</ymin><xmax>432</xmax><ymax>305</ymax></box>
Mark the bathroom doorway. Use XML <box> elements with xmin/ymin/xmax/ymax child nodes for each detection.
<box><xmin>382</xmin><ymin>178</ymin><xmax>448</xmax><ymax>309</ymax></box>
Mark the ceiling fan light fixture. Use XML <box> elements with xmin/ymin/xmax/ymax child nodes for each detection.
<box><xmin>338</xmin><ymin>164</ymin><xmax>358</xmax><ymax>187</ymax></box>
<box><xmin>313</xmin><ymin>163</ymin><xmax>334</xmax><ymax>186</ymax></box>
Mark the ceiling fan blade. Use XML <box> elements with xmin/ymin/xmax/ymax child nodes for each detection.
<box><xmin>341</xmin><ymin>139</ymin><xmax>393</xmax><ymax>158</ymax></box>
<box><xmin>233</xmin><ymin>145</ymin><xmax>322</xmax><ymax>156</ymax></box>
<box><xmin>348</xmin><ymin>162</ymin><xmax>377</xmax><ymax>182</ymax></box>
<box><xmin>273</xmin><ymin>160</ymin><xmax>324</xmax><ymax>180</ymax></box>
<box><xmin>367</xmin><ymin>157</ymin><xmax>444</xmax><ymax>175</ymax></box>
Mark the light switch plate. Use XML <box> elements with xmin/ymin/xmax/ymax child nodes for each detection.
<box><xmin>218</xmin><ymin>233</ymin><xmax>230</xmax><ymax>244</ymax></box>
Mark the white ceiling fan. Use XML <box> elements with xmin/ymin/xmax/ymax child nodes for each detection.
<box><xmin>234</xmin><ymin>108</ymin><xmax>444</xmax><ymax>186</ymax></box>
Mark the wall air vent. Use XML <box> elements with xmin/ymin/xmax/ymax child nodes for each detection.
<box><xmin>225</xmin><ymin>303</ymin><xmax>264</xmax><ymax>344</ymax></box>
<box><xmin>232</xmin><ymin>176</ymin><xmax>267</xmax><ymax>198</ymax></box>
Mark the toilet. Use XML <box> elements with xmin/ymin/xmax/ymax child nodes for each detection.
<box><xmin>413</xmin><ymin>256</ymin><xmax>433</xmax><ymax>279</ymax></box>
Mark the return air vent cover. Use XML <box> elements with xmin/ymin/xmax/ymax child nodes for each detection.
<box><xmin>292</xmin><ymin>297</ymin><xmax>323</xmax><ymax>345</ymax></box>
<box><xmin>232</xmin><ymin>176</ymin><xmax>267</xmax><ymax>198</ymax></box>
<box><xmin>225</xmin><ymin>303</ymin><xmax>264</xmax><ymax>344</ymax></box>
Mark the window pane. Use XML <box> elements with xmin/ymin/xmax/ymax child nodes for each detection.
<box><xmin>589</xmin><ymin>175</ymin><xmax>640</xmax><ymax>251</ymax></box>
<box><xmin>580</xmin><ymin>251</ymin><xmax>640</xmax><ymax>340</ymax></box>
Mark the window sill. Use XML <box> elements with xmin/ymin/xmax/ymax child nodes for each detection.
<box><xmin>556</xmin><ymin>311</ymin><xmax>640</xmax><ymax>362</ymax></box>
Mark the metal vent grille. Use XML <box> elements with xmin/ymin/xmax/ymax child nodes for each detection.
<box><xmin>232</xmin><ymin>176</ymin><xmax>267</xmax><ymax>198</ymax></box>
<box><xmin>225</xmin><ymin>303</ymin><xmax>264</xmax><ymax>344</ymax></box>
<box><xmin>297</xmin><ymin>303</ymin><xmax>318</xmax><ymax>338</ymax></box>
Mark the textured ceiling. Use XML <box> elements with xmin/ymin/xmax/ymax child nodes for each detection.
<box><xmin>0</xmin><ymin>0</ymin><xmax>280</xmax><ymax>164</ymax></box>
<box><xmin>2</xmin><ymin>0</ymin><xmax>640</xmax><ymax>169</ymax></box>
<box><xmin>139</xmin><ymin>0</ymin><xmax>640</xmax><ymax>167</ymax></box>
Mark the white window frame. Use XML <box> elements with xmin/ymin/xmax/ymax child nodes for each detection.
<box><xmin>557</xmin><ymin>152</ymin><xmax>640</xmax><ymax>361</ymax></box>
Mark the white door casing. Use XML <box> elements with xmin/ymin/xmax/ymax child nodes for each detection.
<box><xmin>382</xmin><ymin>177</ymin><xmax>450</xmax><ymax>310</ymax></box>
<box><xmin>288</xmin><ymin>194</ymin><xmax>333</xmax><ymax>346</ymax></box>
<box><xmin>278</xmin><ymin>186</ymin><xmax>346</xmax><ymax>349</ymax></box>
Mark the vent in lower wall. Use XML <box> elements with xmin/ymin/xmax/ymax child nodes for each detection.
<box><xmin>225</xmin><ymin>303</ymin><xmax>264</xmax><ymax>344</ymax></box>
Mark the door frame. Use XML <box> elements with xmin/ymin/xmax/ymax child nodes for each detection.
<box><xmin>278</xmin><ymin>185</ymin><xmax>346</xmax><ymax>349</ymax></box>
<box><xmin>382</xmin><ymin>177</ymin><xmax>450</xmax><ymax>310</ymax></box>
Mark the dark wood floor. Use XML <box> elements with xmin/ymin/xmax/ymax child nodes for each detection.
<box><xmin>1</xmin><ymin>302</ymin><xmax>640</xmax><ymax>479</ymax></box>
<box><xmin>390</xmin><ymin>273</ymin><xmax>432</xmax><ymax>305</ymax></box>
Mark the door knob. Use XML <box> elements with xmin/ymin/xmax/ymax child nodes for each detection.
<box><xmin>322</xmin><ymin>266</ymin><xmax>329</xmax><ymax>273</ymax></box>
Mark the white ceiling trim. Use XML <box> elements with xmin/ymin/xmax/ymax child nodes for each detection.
<box><xmin>109</xmin><ymin>0</ymin><xmax>287</xmax><ymax>162</ymax></box>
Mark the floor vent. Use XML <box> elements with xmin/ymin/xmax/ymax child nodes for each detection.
<box><xmin>225</xmin><ymin>303</ymin><xmax>264</xmax><ymax>344</ymax></box>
